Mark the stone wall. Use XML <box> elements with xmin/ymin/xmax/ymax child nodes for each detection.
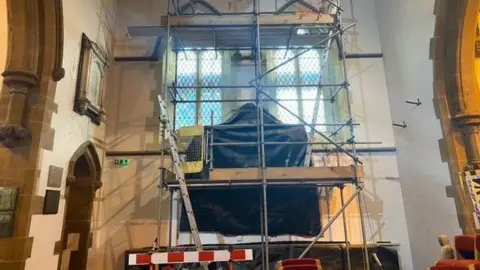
<box><xmin>0</xmin><ymin>2</ymin><xmax>6</xmax><ymax>88</ymax></box>
<box><xmin>21</xmin><ymin>0</ymin><xmax>117</xmax><ymax>269</ymax></box>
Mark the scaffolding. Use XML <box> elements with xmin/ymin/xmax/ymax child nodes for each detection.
<box><xmin>139</xmin><ymin>0</ymin><xmax>371</xmax><ymax>269</ymax></box>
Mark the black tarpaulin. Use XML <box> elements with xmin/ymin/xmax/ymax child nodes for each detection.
<box><xmin>180</xmin><ymin>186</ymin><xmax>321</xmax><ymax>236</ymax></box>
<box><xmin>212</xmin><ymin>103</ymin><xmax>308</xmax><ymax>168</ymax></box>
<box><xmin>179</xmin><ymin>103</ymin><xmax>321</xmax><ymax>237</ymax></box>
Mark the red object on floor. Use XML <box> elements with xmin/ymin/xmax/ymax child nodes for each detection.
<box><xmin>477</xmin><ymin>235</ymin><xmax>480</xmax><ymax>253</ymax></box>
<box><xmin>279</xmin><ymin>259</ymin><xmax>320</xmax><ymax>266</ymax></box>
<box><xmin>437</xmin><ymin>260</ymin><xmax>480</xmax><ymax>266</ymax></box>
<box><xmin>281</xmin><ymin>266</ymin><xmax>322</xmax><ymax>270</ymax></box>
<box><xmin>431</xmin><ymin>259</ymin><xmax>480</xmax><ymax>270</ymax></box>
<box><xmin>429</xmin><ymin>234</ymin><xmax>480</xmax><ymax>270</ymax></box>
<box><xmin>455</xmin><ymin>236</ymin><xmax>475</xmax><ymax>253</ymax></box>
<box><xmin>430</xmin><ymin>266</ymin><xmax>473</xmax><ymax>270</ymax></box>
<box><xmin>276</xmin><ymin>258</ymin><xmax>322</xmax><ymax>270</ymax></box>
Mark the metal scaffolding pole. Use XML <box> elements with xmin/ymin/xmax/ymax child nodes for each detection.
<box><xmin>156</xmin><ymin>120</ymin><xmax>166</xmax><ymax>249</ymax></box>
<box><xmin>299</xmin><ymin>186</ymin><xmax>362</xmax><ymax>258</ymax></box>
<box><xmin>168</xmin><ymin>83</ymin><xmax>345</xmax><ymax>89</ymax></box>
<box><xmin>156</xmin><ymin>0</ymin><xmax>171</xmax><ymax>252</ymax></box>
<box><xmin>162</xmin><ymin>2</ymin><xmax>369</xmax><ymax>268</ymax></box>
<box><xmin>168</xmin><ymin>189</ymin><xmax>174</xmax><ymax>251</ymax></box>
<box><xmin>248</xmin><ymin>23</ymin><xmax>355</xmax><ymax>86</ymax></box>
<box><xmin>254</xmin><ymin>0</ymin><xmax>269</xmax><ymax>268</ymax></box>
<box><xmin>304</xmin><ymin>22</ymin><xmax>337</xmax><ymax>167</ymax></box>
<box><xmin>340</xmin><ymin>186</ymin><xmax>352</xmax><ymax>270</ymax></box>
<box><xmin>162</xmin><ymin>2</ymin><xmax>172</xmax><ymax>100</ymax></box>
<box><xmin>357</xmin><ymin>188</ymin><xmax>370</xmax><ymax>269</ymax></box>
<box><xmin>336</xmin><ymin>0</ymin><xmax>370</xmax><ymax>267</ymax></box>
<box><xmin>259</xmin><ymin>89</ymin><xmax>362</xmax><ymax>164</ymax></box>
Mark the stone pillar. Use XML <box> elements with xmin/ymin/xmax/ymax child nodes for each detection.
<box><xmin>0</xmin><ymin>0</ymin><xmax>40</xmax><ymax>148</ymax></box>
<box><xmin>453</xmin><ymin>114</ymin><xmax>480</xmax><ymax>169</ymax></box>
<box><xmin>0</xmin><ymin>70</ymin><xmax>39</xmax><ymax>147</ymax></box>
<box><xmin>432</xmin><ymin>0</ymin><xmax>480</xmax><ymax>234</ymax></box>
<box><xmin>0</xmin><ymin>0</ymin><xmax>65</xmax><ymax>269</ymax></box>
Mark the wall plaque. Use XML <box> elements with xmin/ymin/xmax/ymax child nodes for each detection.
<box><xmin>74</xmin><ymin>33</ymin><xmax>109</xmax><ymax>125</ymax></box>
<box><xmin>47</xmin><ymin>165</ymin><xmax>64</xmax><ymax>188</ymax></box>
<box><xmin>0</xmin><ymin>187</ymin><xmax>18</xmax><ymax>238</ymax></box>
<box><xmin>0</xmin><ymin>212</ymin><xmax>14</xmax><ymax>238</ymax></box>
<box><xmin>0</xmin><ymin>187</ymin><xmax>18</xmax><ymax>211</ymax></box>
<box><xmin>43</xmin><ymin>190</ymin><xmax>61</xmax><ymax>215</ymax></box>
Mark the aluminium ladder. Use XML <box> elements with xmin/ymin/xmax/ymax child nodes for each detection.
<box><xmin>157</xmin><ymin>95</ymin><xmax>203</xmax><ymax>252</ymax></box>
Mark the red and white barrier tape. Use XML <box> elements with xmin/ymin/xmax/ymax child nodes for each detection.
<box><xmin>128</xmin><ymin>249</ymin><xmax>254</xmax><ymax>265</ymax></box>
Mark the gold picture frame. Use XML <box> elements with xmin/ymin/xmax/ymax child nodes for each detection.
<box><xmin>74</xmin><ymin>33</ymin><xmax>109</xmax><ymax>125</ymax></box>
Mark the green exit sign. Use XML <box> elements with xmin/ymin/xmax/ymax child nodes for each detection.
<box><xmin>115</xmin><ymin>159</ymin><xmax>130</xmax><ymax>166</ymax></box>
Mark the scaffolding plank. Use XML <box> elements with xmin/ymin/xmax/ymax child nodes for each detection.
<box><xmin>209</xmin><ymin>166</ymin><xmax>363</xmax><ymax>181</ymax></box>
<box><xmin>165</xmin><ymin>13</ymin><xmax>335</xmax><ymax>27</ymax></box>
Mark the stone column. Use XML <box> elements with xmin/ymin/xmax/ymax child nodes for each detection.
<box><xmin>451</xmin><ymin>0</ymin><xmax>480</xmax><ymax>170</ymax></box>
<box><xmin>0</xmin><ymin>0</ymin><xmax>40</xmax><ymax>148</ymax></box>
<box><xmin>0</xmin><ymin>70</ymin><xmax>39</xmax><ymax>147</ymax></box>
<box><xmin>453</xmin><ymin>114</ymin><xmax>480</xmax><ymax>169</ymax></box>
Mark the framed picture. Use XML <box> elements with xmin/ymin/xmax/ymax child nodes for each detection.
<box><xmin>74</xmin><ymin>33</ymin><xmax>109</xmax><ymax>125</ymax></box>
<box><xmin>0</xmin><ymin>187</ymin><xmax>18</xmax><ymax>238</ymax></box>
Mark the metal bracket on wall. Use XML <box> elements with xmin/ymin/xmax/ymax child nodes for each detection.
<box><xmin>392</xmin><ymin>121</ymin><xmax>407</xmax><ymax>128</ymax></box>
<box><xmin>405</xmin><ymin>98</ymin><xmax>422</xmax><ymax>106</ymax></box>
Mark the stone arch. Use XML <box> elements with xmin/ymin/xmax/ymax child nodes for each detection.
<box><xmin>65</xmin><ymin>140</ymin><xmax>103</xmax><ymax>189</ymax></box>
<box><xmin>0</xmin><ymin>0</ymin><xmax>64</xmax><ymax>147</ymax></box>
<box><xmin>0</xmin><ymin>0</ymin><xmax>65</xmax><ymax>267</ymax></box>
<box><xmin>432</xmin><ymin>0</ymin><xmax>480</xmax><ymax>233</ymax></box>
<box><xmin>57</xmin><ymin>141</ymin><xmax>102</xmax><ymax>270</ymax></box>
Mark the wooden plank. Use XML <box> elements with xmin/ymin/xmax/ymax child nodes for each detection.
<box><xmin>166</xmin><ymin>13</ymin><xmax>335</xmax><ymax>27</ymax></box>
<box><xmin>209</xmin><ymin>166</ymin><xmax>363</xmax><ymax>181</ymax></box>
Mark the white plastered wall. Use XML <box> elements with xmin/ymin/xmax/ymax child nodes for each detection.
<box><xmin>374</xmin><ymin>0</ymin><xmax>463</xmax><ymax>269</ymax></box>
<box><xmin>25</xmin><ymin>0</ymin><xmax>117</xmax><ymax>269</ymax></box>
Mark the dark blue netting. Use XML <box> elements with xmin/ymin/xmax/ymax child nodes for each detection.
<box><xmin>180</xmin><ymin>103</ymin><xmax>321</xmax><ymax>236</ymax></box>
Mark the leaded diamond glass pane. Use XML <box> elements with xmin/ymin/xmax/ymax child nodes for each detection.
<box><xmin>302</xmin><ymin>87</ymin><xmax>326</xmax><ymax>132</ymax></box>
<box><xmin>275</xmin><ymin>50</ymin><xmax>299</xmax><ymax>124</ymax></box>
<box><xmin>176</xmin><ymin>51</ymin><xmax>198</xmax><ymax>129</ymax></box>
<box><xmin>200</xmin><ymin>50</ymin><xmax>222</xmax><ymax>125</ymax></box>
<box><xmin>299</xmin><ymin>49</ymin><xmax>325</xmax><ymax>131</ymax></box>
<box><xmin>277</xmin><ymin>88</ymin><xmax>299</xmax><ymax>124</ymax></box>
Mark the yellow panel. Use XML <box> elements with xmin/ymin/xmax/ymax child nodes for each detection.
<box><xmin>178</xmin><ymin>126</ymin><xmax>204</xmax><ymax>137</ymax></box>
<box><xmin>177</xmin><ymin>125</ymin><xmax>205</xmax><ymax>174</ymax></box>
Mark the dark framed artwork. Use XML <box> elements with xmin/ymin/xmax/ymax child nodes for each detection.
<box><xmin>476</xmin><ymin>22</ymin><xmax>480</xmax><ymax>58</ymax></box>
<box><xmin>0</xmin><ymin>187</ymin><xmax>19</xmax><ymax>238</ymax></box>
<box><xmin>43</xmin><ymin>190</ymin><xmax>61</xmax><ymax>215</ymax></box>
<box><xmin>74</xmin><ymin>33</ymin><xmax>109</xmax><ymax>125</ymax></box>
<box><xmin>0</xmin><ymin>213</ymin><xmax>14</xmax><ymax>238</ymax></box>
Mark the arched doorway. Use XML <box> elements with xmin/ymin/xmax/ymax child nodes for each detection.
<box><xmin>58</xmin><ymin>141</ymin><xmax>102</xmax><ymax>270</ymax></box>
